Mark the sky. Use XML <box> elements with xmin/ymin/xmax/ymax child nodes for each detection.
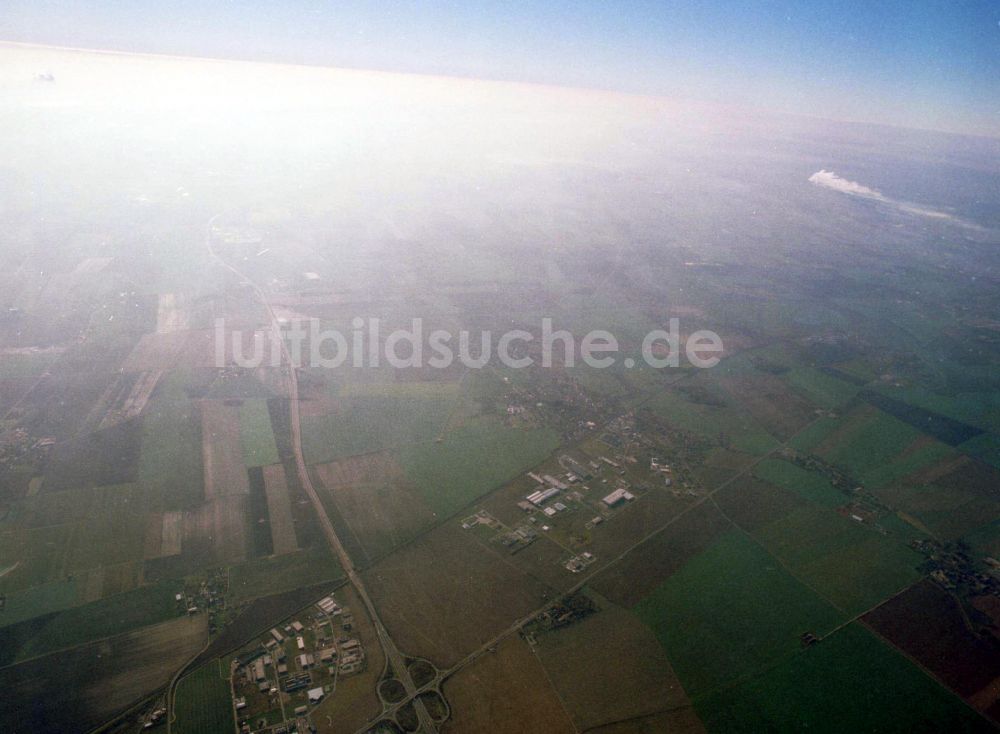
<box><xmin>2</xmin><ymin>0</ymin><xmax>999</xmax><ymax>137</ymax></box>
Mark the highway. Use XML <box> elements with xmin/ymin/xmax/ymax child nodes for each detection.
<box><xmin>208</xmin><ymin>219</ymin><xmax>834</xmax><ymax>734</ymax></box>
<box><xmin>206</xmin><ymin>218</ymin><xmax>437</xmax><ymax>734</ymax></box>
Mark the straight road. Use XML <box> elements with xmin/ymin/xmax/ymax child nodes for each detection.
<box><xmin>206</xmin><ymin>218</ymin><xmax>436</xmax><ymax>734</ymax></box>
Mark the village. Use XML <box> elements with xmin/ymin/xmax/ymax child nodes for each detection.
<box><xmin>229</xmin><ymin>592</ymin><xmax>365</xmax><ymax>734</ymax></box>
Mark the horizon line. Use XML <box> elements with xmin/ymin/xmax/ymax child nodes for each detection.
<box><xmin>2</xmin><ymin>39</ymin><xmax>997</xmax><ymax>142</ymax></box>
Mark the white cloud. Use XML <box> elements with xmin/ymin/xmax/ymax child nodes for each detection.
<box><xmin>808</xmin><ymin>169</ymin><xmax>968</xmax><ymax>226</ymax></box>
<box><xmin>808</xmin><ymin>169</ymin><xmax>886</xmax><ymax>202</ymax></box>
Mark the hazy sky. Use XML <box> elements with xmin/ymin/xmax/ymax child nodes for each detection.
<box><xmin>3</xmin><ymin>1</ymin><xmax>998</xmax><ymax>137</ymax></box>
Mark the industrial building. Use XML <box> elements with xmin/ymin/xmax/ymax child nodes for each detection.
<box><xmin>602</xmin><ymin>487</ymin><xmax>635</xmax><ymax>507</ymax></box>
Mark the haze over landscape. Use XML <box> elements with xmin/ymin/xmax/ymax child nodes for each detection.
<box><xmin>1</xmin><ymin>3</ymin><xmax>999</xmax><ymax>733</ymax></box>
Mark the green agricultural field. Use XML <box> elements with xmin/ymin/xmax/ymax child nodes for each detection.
<box><xmin>64</xmin><ymin>484</ymin><xmax>152</xmax><ymax>574</ymax></box>
<box><xmin>240</xmin><ymin>398</ymin><xmax>279</xmax><ymax>467</ymax></box>
<box><xmin>645</xmin><ymin>386</ymin><xmax>779</xmax><ymax>456</ymax></box>
<box><xmin>173</xmin><ymin>658</ymin><xmax>235</xmax><ymax>734</ymax></box>
<box><xmin>396</xmin><ymin>417</ymin><xmax>560</xmax><ymax>517</ymax></box>
<box><xmin>0</xmin><ymin>578</ymin><xmax>78</xmax><ymax>628</ymax></box>
<box><xmin>784</xmin><ymin>366</ymin><xmax>859</xmax><ymax>408</ymax></box>
<box><xmin>228</xmin><ymin>545</ymin><xmax>343</xmax><ymax>602</ymax></box>
<box><xmin>862</xmin><ymin>440</ymin><xmax>955</xmax><ymax>490</ymax></box>
<box><xmin>302</xmin><ymin>393</ymin><xmax>457</xmax><ymax>464</ymax></box>
<box><xmin>696</xmin><ymin>623</ymin><xmax>992</xmax><ymax>733</ymax></box>
<box><xmin>0</xmin><ymin>523</ymin><xmax>76</xmax><ymax>594</ymax></box>
<box><xmin>2</xmin><ymin>482</ymin><xmax>159</xmax><ymax>583</ymax></box>
<box><xmin>753</xmin><ymin>458</ymin><xmax>844</xmax><ymax>508</ymax></box>
<box><xmin>870</xmin><ymin>384</ymin><xmax>1000</xmax><ymax>434</ymax></box>
<box><xmin>0</xmin><ymin>580</ymin><xmax>181</xmax><ymax>665</ymax></box>
<box><xmin>814</xmin><ymin>405</ymin><xmax>928</xmax><ymax>484</ymax></box>
<box><xmin>788</xmin><ymin>414</ymin><xmax>840</xmax><ymax>452</ymax></box>
<box><xmin>633</xmin><ymin>530</ymin><xmax>845</xmax><ymax>696</ymax></box>
<box><xmin>960</xmin><ymin>432</ymin><xmax>1000</xmax><ymax>469</ymax></box>
<box><xmin>829</xmin><ymin>358</ymin><xmax>879</xmax><ymax>384</ymax></box>
<box><xmin>752</xmin><ymin>505</ymin><xmax>923</xmax><ymax>615</ymax></box>
<box><xmin>875</xmin><ymin>479</ymin><xmax>1000</xmax><ymax>542</ymax></box>
<box><xmin>139</xmin><ymin>372</ymin><xmax>203</xmax><ymax>509</ymax></box>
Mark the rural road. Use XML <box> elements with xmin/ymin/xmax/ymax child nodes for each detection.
<box><xmin>359</xmin><ymin>410</ymin><xmax>835</xmax><ymax>730</ymax></box>
<box><xmin>206</xmin><ymin>217</ymin><xmax>437</xmax><ymax>734</ymax></box>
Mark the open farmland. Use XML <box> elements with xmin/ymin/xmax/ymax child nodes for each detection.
<box><xmin>261</xmin><ymin>463</ymin><xmax>299</xmax><ymax>555</ymax></box>
<box><xmin>395</xmin><ymin>417</ymin><xmax>560</xmax><ymax>518</ymax></box>
<box><xmin>301</xmin><ymin>389</ymin><xmax>457</xmax><ymax>464</ymax></box>
<box><xmin>0</xmin><ymin>578</ymin><xmax>79</xmax><ymax>627</ymax></box>
<box><xmin>0</xmin><ymin>580</ymin><xmax>182</xmax><ymax>666</ymax></box>
<box><xmin>174</xmin><ymin>398</ymin><xmax>252</xmax><ymax>565</ymax></box>
<box><xmin>633</xmin><ymin>530</ymin><xmax>845</xmax><ymax>696</ymax></box>
<box><xmin>714</xmin><ymin>458</ymin><xmax>924</xmax><ymax>616</ymax></box>
<box><xmin>15</xmin><ymin>482</ymin><xmax>155</xmax><ymax>585</ymax></box>
<box><xmin>183</xmin><ymin>492</ymin><xmax>249</xmax><ymax>565</ymax></box>
<box><xmin>874</xmin><ymin>455</ymin><xmax>1000</xmax><ymax>541</ymax></box>
<box><xmin>240</xmin><ymin>398</ymin><xmax>280</xmax><ymax>467</ymax></box>
<box><xmin>863</xmin><ymin>578</ymin><xmax>1000</xmax><ymax>719</ymax></box>
<box><xmin>534</xmin><ymin>591</ymin><xmax>703</xmax><ymax>731</ymax></box>
<box><xmin>717</xmin><ymin>371</ymin><xmax>818</xmax><ymax>441</ymax></box>
<box><xmin>144</xmin><ymin>510</ymin><xmax>184</xmax><ymax>559</ymax></box>
<box><xmin>752</xmin><ymin>457</ymin><xmax>845</xmax><ymax>508</ymax></box>
<box><xmin>0</xmin><ymin>614</ymin><xmax>207</xmax><ymax>733</ymax></box>
<box><xmin>591</xmin><ymin>501</ymin><xmax>731</xmax><ymax>607</ymax></box>
<box><xmin>862</xmin><ymin>389</ymin><xmax>985</xmax><ymax>446</ymax></box>
<box><xmin>696</xmin><ymin>623</ymin><xmax>993</xmax><ymax>733</ymax></box>
<box><xmin>41</xmin><ymin>419</ymin><xmax>142</xmax><ymax>492</ymax></box>
<box><xmin>0</xmin><ymin>522</ymin><xmax>77</xmax><ymax>594</ymax></box>
<box><xmin>644</xmin><ymin>384</ymin><xmax>779</xmax><ymax>456</ymax></box>
<box><xmin>442</xmin><ymin>635</ymin><xmax>575</xmax><ymax>734</ymax></box>
<box><xmin>172</xmin><ymin>658</ymin><xmax>235</xmax><ymax>734</ymax></box>
<box><xmin>138</xmin><ymin>371</ymin><xmax>204</xmax><ymax>509</ymax></box>
<box><xmin>363</xmin><ymin>523</ymin><xmax>553</xmax><ymax>667</ymax></box>
<box><xmin>227</xmin><ymin>544</ymin><xmax>342</xmax><ymax>602</ymax></box>
<box><xmin>315</xmin><ymin>452</ymin><xmax>437</xmax><ymax>560</ymax></box>
<box><xmin>750</xmin><ymin>503</ymin><xmax>923</xmax><ymax>615</ymax></box>
<box><xmin>807</xmin><ymin>403</ymin><xmax>930</xmax><ymax>485</ymax></box>
<box><xmin>201</xmin><ymin>399</ymin><xmax>250</xmax><ymax>499</ymax></box>
<box><xmin>960</xmin><ymin>433</ymin><xmax>1000</xmax><ymax>471</ymax></box>
<box><xmin>784</xmin><ymin>365</ymin><xmax>860</xmax><ymax>408</ymax></box>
